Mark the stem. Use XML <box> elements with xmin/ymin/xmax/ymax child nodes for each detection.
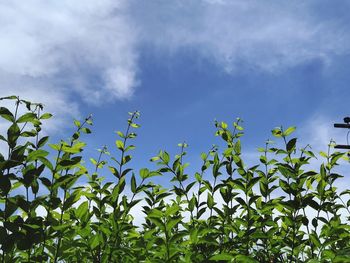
<box><xmin>40</xmin><ymin>144</ymin><xmax>63</xmax><ymax>262</ymax></box>
<box><xmin>52</xmin><ymin>115</ymin><xmax>92</xmax><ymax>262</ymax></box>
<box><xmin>107</xmin><ymin>112</ymin><xmax>138</xmax><ymax>263</ymax></box>
<box><xmin>53</xmin><ymin>187</ymin><xmax>67</xmax><ymax>263</ymax></box>
<box><xmin>2</xmin><ymin>98</ymin><xmax>21</xmax><ymax>262</ymax></box>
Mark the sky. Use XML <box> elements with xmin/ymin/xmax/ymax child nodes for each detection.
<box><xmin>1</xmin><ymin>0</ymin><xmax>350</xmax><ymax>181</ymax></box>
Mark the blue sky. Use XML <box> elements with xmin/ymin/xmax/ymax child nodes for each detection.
<box><xmin>1</xmin><ymin>0</ymin><xmax>350</xmax><ymax>180</ymax></box>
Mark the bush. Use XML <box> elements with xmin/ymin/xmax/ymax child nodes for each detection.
<box><xmin>0</xmin><ymin>95</ymin><xmax>350</xmax><ymax>262</ymax></box>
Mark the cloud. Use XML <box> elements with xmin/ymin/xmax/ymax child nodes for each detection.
<box><xmin>0</xmin><ymin>0</ymin><xmax>350</xmax><ymax>127</ymax></box>
<box><xmin>0</xmin><ymin>0</ymin><xmax>138</xmax><ymax>117</ymax></box>
<box><xmin>298</xmin><ymin>114</ymin><xmax>346</xmax><ymax>152</ymax></box>
<box><xmin>130</xmin><ymin>0</ymin><xmax>349</xmax><ymax>72</ymax></box>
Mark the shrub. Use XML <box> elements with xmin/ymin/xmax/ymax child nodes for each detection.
<box><xmin>0</xmin><ymin>96</ymin><xmax>350</xmax><ymax>262</ymax></box>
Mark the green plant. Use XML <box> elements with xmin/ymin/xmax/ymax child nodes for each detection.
<box><xmin>0</xmin><ymin>96</ymin><xmax>350</xmax><ymax>262</ymax></box>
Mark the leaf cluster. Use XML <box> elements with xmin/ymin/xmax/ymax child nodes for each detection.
<box><xmin>0</xmin><ymin>97</ymin><xmax>350</xmax><ymax>262</ymax></box>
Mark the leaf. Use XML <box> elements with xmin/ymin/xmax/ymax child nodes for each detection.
<box><xmin>166</xmin><ymin>217</ymin><xmax>182</xmax><ymax>230</ymax></box>
<box><xmin>210</xmin><ymin>253</ymin><xmax>233</xmax><ymax>261</ymax></box>
<box><xmin>309</xmin><ymin>233</ymin><xmax>321</xmax><ymax>248</ymax></box>
<box><xmin>207</xmin><ymin>193</ymin><xmax>214</xmax><ymax>209</ymax></box>
<box><xmin>90</xmin><ymin>158</ymin><xmax>97</xmax><ymax>165</ymax></box>
<box><xmin>116</xmin><ymin>131</ymin><xmax>125</xmax><ymax>138</ymax></box>
<box><xmin>40</xmin><ymin>113</ymin><xmax>53</xmax><ymax>120</ymax></box>
<box><xmin>59</xmin><ymin>156</ymin><xmax>82</xmax><ymax>167</ymax></box>
<box><xmin>0</xmin><ymin>95</ymin><xmax>17</xmax><ymax>100</ymax></box>
<box><xmin>284</xmin><ymin>126</ymin><xmax>296</xmax><ymax>136</ymax></box>
<box><xmin>330</xmin><ymin>152</ymin><xmax>344</xmax><ymax>166</ymax></box>
<box><xmin>89</xmin><ymin>235</ymin><xmax>100</xmax><ymax>250</ymax></box>
<box><xmin>150</xmin><ymin>156</ymin><xmax>160</xmax><ymax>162</ymax></box>
<box><xmin>7</xmin><ymin>123</ymin><xmax>20</xmax><ymax>147</ymax></box>
<box><xmin>27</xmin><ymin>149</ymin><xmax>49</xmax><ymax>162</ymax></box>
<box><xmin>234</xmin><ymin>140</ymin><xmax>241</xmax><ymax>154</ymax></box>
<box><xmin>235</xmin><ymin>197</ymin><xmax>246</xmax><ymax>208</ymax></box>
<box><xmin>81</xmin><ymin>127</ymin><xmax>91</xmax><ymax>134</ymax></box>
<box><xmin>161</xmin><ymin>151</ymin><xmax>170</xmax><ymax>164</ymax></box>
<box><xmin>121</xmin><ymin>155</ymin><xmax>131</xmax><ymax>165</ymax></box>
<box><xmin>116</xmin><ymin>140</ymin><xmax>124</xmax><ymax>150</ymax></box>
<box><xmin>195</xmin><ymin>172</ymin><xmax>202</xmax><ymax>182</ymax></box>
<box><xmin>148</xmin><ymin>208</ymin><xmax>163</xmax><ymax>218</ymax></box>
<box><xmin>139</xmin><ymin>168</ymin><xmax>149</xmax><ymax>179</ymax></box>
<box><xmin>39</xmin><ymin>177</ymin><xmax>51</xmax><ymax>188</ymax></box>
<box><xmin>62</xmin><ymin>142</ymin><xmax>86</xmax><ymax>153</ymax></box>
<box><xmin>0</xmin><ymin>107</ymin><xmax>15</xmax><ymax>122</ymax></box>
<box><xmin>186</xmin><ymin>182</ymin><xmax>196</xmax><ymax>193</ymax></box>
<box><xmin>76</xmin><ymin>201</ymin><xmax>89</xmax><ymax>220</ymax></box>
<box><xmin>37</xmin><ymin>136</ymin><xmax>49</xmax><ymax>148</ymax></box>
<box><xmin>16</xmin><ymin>113</ymin><xmax>36</xmax><ymax>123</ymax></box>
<box><xmin>247</xmin><ymin>176</ymin><xmax>260</xmax><ymax>190</ymax></box>
<box><xmin>165</xmin><ymin>205</ymin><xmax>180</xmax><ymax>216</ymax></box>
<box><xmin>234</xmin><ymin>255</ymin><xmax>259</xmax><ymax>263</ymax></box>
<box><xmin>74</xmin><ymin>120</ymin><xmax>81</xmax><ymax>128</ymax></box>
<box><xmin>272</xmin><ymin>128</ymin><xmax>282</xmax><ymax>138</ymax></box>
<box><xmin>131</xmin><ymin>174</ymin><xmax>137</xmax><ymax>193</ymax></box>
<box><xmin>0</xmin><ymin>175</ymin><xmax>11</xmax><ymax>195</ymax></box>
<box><xmin>286</xmin><ymin>138</ymin><xmax>297</xmax><ymax>152</ymax></box>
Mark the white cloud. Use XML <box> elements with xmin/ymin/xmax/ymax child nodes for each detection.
<box><xmin>0</xmin><ymin>0</ymin><xmax>349</xmax><ymax>128</ymax></box>
<box><xmin>0</xmin><ymin>0</ymin><xmax>137</xmax><ymax>123</ymax></box>
<box><xmin>298</xmin><ymin>114</ymin><xmax>346</xmax><ymax>152</ymax></box>
<box><xmin>130</xmin><ymin>0</ymin><xmax>349</xmax><ymax>72</ymax></box>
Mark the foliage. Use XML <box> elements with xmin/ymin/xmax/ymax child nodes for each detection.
<box><xmin>0</xmin><ymin>96</ymin><xmax>350</xmax><ymax>262</ymax></box>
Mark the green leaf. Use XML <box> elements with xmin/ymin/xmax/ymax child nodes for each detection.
<box><xmin>284</xmin><ymin>126</ymin><xmax>296</xmax><ymax>136</ymax></box>
<box><xmin>49</xmin><ymin>143</ymin><xmax>62</xmax><ymax>151</ymax></box>
<box><xmin>116</xmin><ymin>140</ymin><xmax>124</xmax><ymax>150</ymax></box>
<box><xmin>166</xmin><ymin>217</ymin><xmax>182</xmax><ymax>230</ymax></box>
<box><xmin>74</xmin><ymin>120</ymin><xmax>81</xmax><ymax>128</ymax></box>
<box><xmin>286</xmin><ymin>138</ymin><xmax>297</xmax><ymax>152</ymax></box>
<box><xmin>234</xmin><ymin>255</ymin><xmax>259</xmax><ymax>263</ymax></box>
<box><xmin>0</xmin><ymin>95</ymin><xmax>17</xmax><ymax>100</ymax></box>
<box><xmin>0</xmin><ymin>107</ymin><xmax>15</xmax><ymax>122</ymax></box>
<box><xmin>309</xmin><ymin>233</ymin><xmax>321</xmax><ymax>248</ymax></box>
<box><xmin>7</xmin><ymin>123</ymin><xmax>20</xmax><ymax>147</ymax></box>
<box><xmin>37</xmin><ymin>136</ymin><xmax>49</xmax><ymax>148</ymax></box>
<box><xmin>272</xmin><ymin>127</ymin><xmax>282</xmax><ymax>138</ymax></box>
<box><xmin>234</xmin><ymin>140</ymin><xmax>241</xmax><ymax>154</ymax></box>
<box><xmin>207</xmin><ymin>193</ymin><xmax>214</xmax><ymax>209</ymax></box>
<box><xmin>90</xmin><ymin>158</ymin><xmax>97</xmax><ymax>165</ymax></box>
<box><xmin>81</xmin><ymin>127</ymin><xmax>91</xmax><ymax>134</ymax></box>
<box><xmin>235</xmin><ymin>197</ymin><xmax>246</xmax><ymax>207</ymax></box>
<box><xmin>334</xmin><ymin>256</ymin><xmax>350</xmax><ymax>263</ymax></box>
<box><xmin>150</xmin><ymin>156</ymin><xmax>160</xmax><ymax>162</ymax></box>
<box><xmin>59</xmin><ymin>156</ymin><xmax>82</xmax><ymax>167</ymax></box>
<box><xmin>89</xmin><ymin>235</ymin><xmax>100</xmax><ymax>250</ymax></box>
<box><xmin>330</xmin><ymin>152</ymin><xmax>344</xmax><ymax>166</ymax></box>
<box><xmin>0</xmin><ymin>175</ymin><xmax>11</xmax><ymax>195</ymax></box>
<box><xmin>139</xmin><ymin>168</ymin><xmax>149</xmax><ymax>179</ymax></box>
<box><xmin>116</xmin><ymin>131</ymin><xmax>125</xmax><ymax>138</ymax></box>
<box><xmin>76</xmin><ymin>201</ymin><xmax>89</xmax><ymax>220</ymax></box>
<box><xmin>165</xmin><ymin>204</ymin><xmax>180</xmax><ymax>216</ymax></box>
<box><xmin>131</xmin><ymin>174</ymin><xmax>136</xmax><ymax>193</ymax></box>
<box><xmin>16</xmin><ymin>113</ymin><xmax>36</xmax><ymax>123</ymax></box>
<box><xmin>27</xmin><ymin>149</ymin><xmax>49</xmax><ymax>162</ymax></box>
<box><xmin>161</xmin><ymin>151</ymin><xmax>170</xmax><ymax>164</ymax></box>
<box><xmin>62</xmin><ymin>142</ymin><xmax>86</xmax><ymax>153</ymax></box>
<box><xmin>210</xmin><ymin>253</ymin><xmax>233</xmax><ymax>261</ymax></box>
<box><xmin>40</xmin><ymin>113</ymin><xmax>53</xmax><ymax>119</ymax></box>
<box><xmin>148</xmin><ymin>208</ymin><xmax>163</xmax><ymax>218</ymax></box>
